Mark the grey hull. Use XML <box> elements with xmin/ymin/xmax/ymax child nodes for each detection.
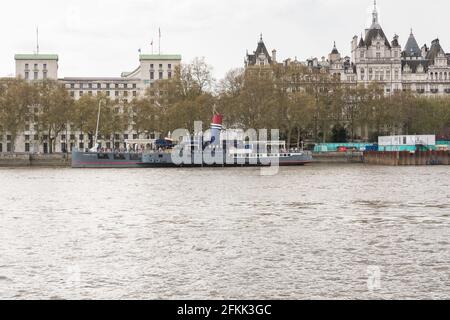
<box><xmin>140</xmin><ymin>151</ymin><xmax>313</xmax><ymax>167</ymax></box>
<box><xmin>71</xmin><ymin>151</ymin><xmax>144</xmax><ymax>168</ymax></box>
<box><xmin>72</xmin><ymin>151</ymin><xmax>313</xmax><ymax>168</ymax></box>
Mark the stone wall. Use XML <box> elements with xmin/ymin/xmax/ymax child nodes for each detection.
<box><xmin>363</xmin><ymin>151</ymin><xmax>450</xmax><ymax>165</ymax></box>
<box><xmin>313</xmin><ymin>152</ymin><xmax>364</xmax><ymax>164</ymax></box>
<box><xmin>0</xmin><ymin>153</ymin><xmax>71</xmax><ymax>167</ymax></box>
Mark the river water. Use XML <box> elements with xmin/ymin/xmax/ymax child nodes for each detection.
<box><xmin>0</xmin><ymin>165</ymin><xmax>449</xmax><ymax>300</ymax></box>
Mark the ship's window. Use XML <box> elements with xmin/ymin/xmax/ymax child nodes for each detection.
<box><xmin>114</xmin><ymin>154</ymin><xmax>126</xmax><ymax>160</ymax></box>
<box><xmin>98</xmin><ymin>154</ymin><xmax>109</xmax><ymax>160</ymax></box>
<box><xmin>159</xmin><ymin>154</ymin><xmax>164</xmax><ymax>158</ymax></box>
<box><xmin>130</xmin><ymin>154</ymin><xmax>142</xmax><ymax>161</ymax></box>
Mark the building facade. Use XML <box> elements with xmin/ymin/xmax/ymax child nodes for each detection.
<box><xmin>1</xmin><ymin>52</ymin><xmax>181</xmax><ymax>153</ymax></box>
<box><xmin>245</xmin><ymin>1</ymin><xmax>450</xmax><ymax>96</ymax></box>
<box><xmin>345</xmin><ymin>1</ymin><xmax>450</xmax><ymax>95</ymax></box>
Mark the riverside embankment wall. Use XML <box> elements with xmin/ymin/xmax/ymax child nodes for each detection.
<box><xmin>313</xmin><ymin>152</ymin><xmax>364</xmax><ymax>164</ymax></box>
<box><xmin>363</xmin><ymin>151</ymin><xmax>450</xmax><ymax>166</ymax></box>
<box><xmin>0</xmin><ymin>153</ymin><xmax>71</xmax><ymax>167</ymax></box>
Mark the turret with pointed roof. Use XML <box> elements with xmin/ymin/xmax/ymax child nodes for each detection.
<box><xmin>329</xmin><ymin>42</ymin><xmax>341</xmax><ymax>63</ymax></box>
<box><xmin>331</xmin><ymin>41</ymin><xmax>339</xmax><ymax>55</ymax></box>
<box><xmin>245</xmin><ymin>34</ymin><xmax>273</xmax><ymax>67</ymax></box>
<box><xmin>426</xmin><ymin>38</ymin><xmax>446</xmax><ymax>62</ymax></box>
<box><xmin>361</xmin><ymin>1</ymin><xmax>391</xmax><ymax>49</ymax></box>
<box><xmin>403</xmin><ymin>29</ymin><xmax>422</xmax><ymax>58</ymax></box>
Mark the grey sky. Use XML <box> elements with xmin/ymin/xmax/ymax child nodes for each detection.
<box><xmin>1</xmin><ymin>0</ymin><xmax>449</xmax><ymax>79</ymax></box>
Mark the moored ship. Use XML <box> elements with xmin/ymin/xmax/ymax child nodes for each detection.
<box><xmin>71</xmin><ymin>114</ymin><xmax>313</xmax><ymax>168</ymax></box>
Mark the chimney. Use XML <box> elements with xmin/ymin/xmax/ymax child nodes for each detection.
<box><xmin>272</xmin><ymin>49</ymin><xmax>277</xmax><ymax>63</ymax></box>
<box><xmin>421</xmin><ymin>44</ymin><xmax>428</xmax><ymax>58</ymax></box>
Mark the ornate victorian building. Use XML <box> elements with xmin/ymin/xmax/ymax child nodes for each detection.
<box><xmin>331</xmin><ymin>1</ymin><xmax>450</xmax><ymax>95</ymax></box>
<box><xmin>245</xmin><ymin>1</ymin><xmax>450</xmax><ymax>96</ymax></box>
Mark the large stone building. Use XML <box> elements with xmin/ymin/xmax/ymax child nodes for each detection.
<box><xmin>245</xmin><ymin>1</ymin><xmax>450</xmax><ymax>96</ymax></box>
<box><xmin>345</xmin><ymin>1</ymin><xmax>450</xmax><ymax>95</ymax></box>
<box><xmin>1</xmin><ymin>51</ymin><xmax>181</xmax><ymax>153</ymax></box>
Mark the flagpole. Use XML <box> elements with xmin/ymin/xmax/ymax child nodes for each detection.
<box><xmin>36</xmin><ymin>26</ymin><xmax>40</xmax><ymax>54</ymax></box>
<box><xmin>158</xmin><ymin>28</ymin><xmax>161</xmax><ymax>55</ymax></box>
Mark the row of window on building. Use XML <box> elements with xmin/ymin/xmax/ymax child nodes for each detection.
<box><xmin>150</xmin><ymin>63</ymin><xmax>172</xmax><ymax>70</ymax></box>
<box><xmin>359</xmin><ymin>51</ymin><xmax>401</xmax><ymax>59</ymax></box>
<box><xmin>360</xmin><ymin>68</ymin><xmax>400</xmax><ymax>81</ymax></box>
<box><xmin>25</xmin><ymin>70</ymin><xmax>48</xmax><ymax>80</ymax></box>
<box><xmin>430</xmin><ymin>72</ymin><xmax>450</xmax><ymax>81</ymax></box>
<box><xmin>66</xmin><ymin>83</ymin><xmax>138</xmax><ymax>90</ymax></box>
<box><xmin>150</xmin><ymin>70</ymin><xmax>172</xmax><ymax>80</ymax></box>
<box><xmin>24</xmin><ymin>63</ymin><xmax>49</xmax><ymax>80</ymax></box>
<box><xmin>0</xmin><ymin>133</ymin><xmax>143</xmax><ymax>142</ymax></box>
<box><xmin>69</xmin><ymin>90</ymin><xmax>138</xmax><ymax>98</ymax></box>
<box><xmin>384</xmin><ymin>86</ymin><xmax>450</xmax><ymax>94</ymax></box>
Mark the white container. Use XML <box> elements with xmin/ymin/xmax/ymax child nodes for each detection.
<box><xmin>378</xmin><ymin>135</ymin><xmax>436</xmax><ymax>147</ymax></box>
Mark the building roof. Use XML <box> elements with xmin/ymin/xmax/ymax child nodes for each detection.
<box><xmin>402</xmin><ymin>60</ymin><xmax>429</xmax><ymax>73</ymax></box>
<box><xmin>360</xmin><ymin>2</ymin><xmax>391</xmax><ymax>49</ymax></box>
<box><xmin>358</xmin><ymin>36</ymin><xmax>365</xmax><ymax>47</ymax></box>
<box><xmin>426</xmin><ymin>39</ymin><xmax>446</xmax><ymax>62</ymax></box>
<box><xmin>15</xmin><ymin>54</ymin><xmax>59</xmax><ymax>61</ymax></box>
<box><xmin>331</xmin><ymin>42</ymin><xmax>339</xmax><ymax>54</ymax></box>
<box><xmin>364</xmin><ymin>28</ymin><xmax>391</xmax><ymax>49</ymax></box>
<box><xmin>391</xmin><ymin>35</ymin><xmax>400</xmax><ymax>48</ymax></box>
<box><xmin>246</xmin><ymin>34</ymin><xmax>273</xmax><ymax>66</ymax></box>
<box><xmin>403</xmin><ymin>31</ymin><xmax>421</xmax><ymax>57</ymax></box>
<box><xmin>139</xmin><ymin>54</ymin><xmax>181</xmax><ymax>61</ymax></box>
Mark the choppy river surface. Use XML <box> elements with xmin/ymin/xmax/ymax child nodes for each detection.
<box><xmin>1</xmin><ymin>165</ymin><xmax>450</xmax><ymax>300</ymax></box>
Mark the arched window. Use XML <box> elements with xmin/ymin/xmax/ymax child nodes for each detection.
<box><xmin>430</xmin><ymin>73</ymin><xmax>434</xmax><ymax>80</ymax></box>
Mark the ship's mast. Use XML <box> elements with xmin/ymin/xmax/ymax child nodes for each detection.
<box><xmin>92</xmin><ymin>99</ymin><xmax>105</xmax><ymax>151</ymax></box>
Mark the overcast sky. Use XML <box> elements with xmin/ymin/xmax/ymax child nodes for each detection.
<box><xmin>1</xmin><ymin>0</ymin><xmax>449</xmax><ymax>79</ymax></box>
